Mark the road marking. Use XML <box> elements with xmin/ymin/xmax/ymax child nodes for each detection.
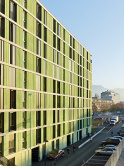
<box><xmin>81</xmin><ymin>154</ymin><xmax>95</xmax><ymax>166</ymax></box>
<box><xmin>78</xmin><ymin>127</ymin><xmax>105</xmax><ymax>149</ymax></box>
<box><xmin>107</xmin><ymin>127</ymin><xmax>113</xmax><ymax>133</ymax></box>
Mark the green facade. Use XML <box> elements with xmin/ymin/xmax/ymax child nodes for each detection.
<box><xmin>0</xmin><ymin>0</ymin><xmax>92</xmax><ymax>165</ymax></box>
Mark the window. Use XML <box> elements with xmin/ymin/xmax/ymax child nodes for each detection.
<box><xmin>37</xmin><ymin>39</ymin><xmax>41</xmax><ymax>55</ymax></box>
<box><xmin>53</xmin><ymin>34</ymin><xmax>56</xmax><ymax>48</ymax></box>
<box><xmin>0</xmin><ymin>64</ymin><xmax>3</xmax><ymax>85</ymax></box>
<box><xmin>36</xmin><ymin>3</ymin><xmax>41</xmax><ymax>21</ymax></box>
<box><xmin>69</xmin><ymin>47</ymin><xmax>72</xmax><ymax>59</ymax></box>
<box><xmin>43</xmin><ymin>111</ymin><xmax>46</xmax><ymax>125</ymax></box>
<box><xmin>73</xmin><ymin>50</ymin><xmax>75</xmax><ymax>61</ymax></box>
<box><xmin>9</xmin><ymin>47</ymin><xmax>16</xmax><ymax>66</ymax></box>
<box><xmin>57</xmin><ymin>110</ymin><xmax>59</xmax><ymax>122</ymax></box>
<box><xmin>0</xmin><ymin>17</ymin><xmax>5</xmax><ymax>38</ymax></box>
<box><xmin>43</xmin><ymin>77</ymin><xmax>47</xmax><ymax>92</ymax></box>
<box><xmin>53</xmin><ymin>95</ymin><xmax>56</xmax><ymax>108</ymax></box>
<box><xmin>23</xmin><ymin>31</ymin><xmax>26</xmax><ymax>48</ymax></box>
<box><xmin>23</xmin><ymin>10</ymin><xmax>27</xmax><ymax>28</ymax></box>
<box><xmin>53</xmin><ymin>110</ymin><xmax>55</xmax><ymax>123</ymax></box>
<box><xmin>57</xmin><ymin>124</ymin><xmax>60</xmax><ymax>137</ymax></box>
<box><xmin>0</xmin><ymin>40</ymin><xmax>3</xmax><ymax>61</ymax></box>
<box><xmin>10</xmin><ymin>90</ymin><xmax>16</xmax><ymax>109</ymax></box>
<box><xmin>53</xmin><ymin>19</ymin><xmax>56</xmax><ymax>33</ymax></box>
<box><xmin>57</xmin><ymin>38</ymin><xmax>60</xmax><ymax>51</ymax></box>
<box><xmin>0</xmin><ymin>136</ymin><xmax>2</xmax><ymax>157</ymax></box>
<box><xmin>44</xmin><ymin>10</ymin><xmax>47</xmax><ymax>25</ymax></box>
<box><xmin>36</xmin><ymin>57</ymin><xmax>41</xmax><ymax>73</ymax></box>
<box><xmin>22</xmin><ymin>112</ymin><xmax>25</xmax><ymax>128</ymax></box>
<box><xmin>36</xmin><ymin>129</ymin><xmax>41</xmax><ymax>144</ymax></box>
<box><xmin>36</xmin><ymin>111</ymin><xmax>41</xmax><ymax>126</ymax></box>
<box><xmin>0</xmin><ymin>89</ymin><xmax>3</xmax><ymax>110</ymax></box>
<box><xmin>53</xmin><ymin>125</ymin><xmax>55</xmax><ymax>138</ymax></box>
<box><xmin>9</xmin><ymin>134</ymin><xmax>15</xmax><ymax>154</ymax></box>
<box><xmin>63</xmin><ymin>29</ymin><xmax>65</xmax><ymax>41</ymax></box>
<box><xmin>44</xmin><ymin>44</ymin><xmax>47</xmax><ymax>59</ymax></box>
<box><xmin>36</xmin><ymin>76</ymin><xmax>40</xmax><ymax>91</ymax></box>
<box><xmin>53</xmin><ymin>50</ymin><xmax>55</xmax><ymax>77</ymax></box>
<box><xmin>37</xmin><ymin>21</ymin><xmax>41</xmax><ymax>38</ymax></box>
<box><xmin>70</xmin><ymin>35</ymin><xmax>72</xmax><ymax>46</ymax></box>
<box><xmin>0</xmin><ymin>0</ymin><xmax>5</xmax><ymax>14</ymax></box>
<box><xmin>9</xmin><ymin>0</ymin><xmax>17</xmax><ymax>22</ymax></box>
<box><xmin>73</xmin><ymin>38</ymin><xmax>75</xmax><ymax>49</ymax></box>
<box><xmin>22</xmin><ymin>132</ymin><xmax>26</xmax><ymax>149</ymax></box>
<box><xmin>9</xmin><ymin>112</ymin><xmax>16</xmax><ymax>131</ymax></box>
<box><xmin>44</xmin><ymin>27</ymin><xmax>47</xmax><ymax>42</ymax></box>
<box><xmin>57</xmin><ymin>23</ymin><xmax>60</xmax><ymax>36</ymax></box>
<box><xmin>80</xmin><ymin>45</ymin><xmax>82</xmax><ymax>55</ymax></box>
<box><xmin>0</xmin><ymin>113</ymin><xmax>3</xmax><ymax>133</ymax></box>
<box><xmin>9</xmin><ymin>67</ymin><xmax>15</xmax><ymax>87</ymax></box>
<box><xmin>23</xmin><ymin>0</ymin><xmax>27</xmax><ymax>8</ymax></box>
<box><xmin>57</xmin><ymin>96</ymin><xmax>60</xmax><ymax>108</ymax></box>
<box><xmin>23</xmin><ymin>51</ymin><xmax>26</xmax><ymax>68</ymax></box>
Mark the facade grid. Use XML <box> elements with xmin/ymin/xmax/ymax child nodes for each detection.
<box><xmin>0</xmin><ymin>0</ymin><xmax>92</xmax><ymax>165</ymax></box>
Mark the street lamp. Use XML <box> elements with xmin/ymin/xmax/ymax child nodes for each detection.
<box><xmin>45</xmin><ymin>138</ymin><xmax>48</xmax><ymax>166</ymax></box>
<box><xmin>28</xmin><ymin>93</ymin><xmax>32</xmax><ymax>149</ymax></box>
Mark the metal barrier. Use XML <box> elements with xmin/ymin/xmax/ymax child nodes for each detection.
<box><xmin>105</xmin><ymin>138</ymin><xmax>124</xmax><ymax>166</ymax></box>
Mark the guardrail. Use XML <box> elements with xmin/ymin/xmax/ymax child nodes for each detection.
<box><xmin>105</xmin><ymin>138</ymin><xmax>124</xmax><ymax>166</ymax></box>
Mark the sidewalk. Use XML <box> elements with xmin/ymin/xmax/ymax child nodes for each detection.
<box><xmin>116</xmin><ymin>149</ymin><xmax>124</xmax><ymax>166</ymax></box>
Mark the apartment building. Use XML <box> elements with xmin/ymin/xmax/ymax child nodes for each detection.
<box><xmin>92</xmin><ymin>97</ymin><xmax>113</xmax><ymax>112</ymax></box>
<box><xmin>0</xmin><ymin>0</ymin><xmax>92</xmax><ymax>165</ymax></box>
<box><xmin>101</xmin><ymin>90</ymin><xmax>120</xmax><ymax>104</ymax></box>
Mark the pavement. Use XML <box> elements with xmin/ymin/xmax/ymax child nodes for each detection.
<box><xmin>116</xmin><ymin>149</ymin><xmax>124</xmax><ymax>166</ymax></box>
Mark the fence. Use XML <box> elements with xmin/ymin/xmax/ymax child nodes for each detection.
<box><xmin>105</xmin><ymin>138</ymin><xmax>124</xmax><ymax>166</ymax></box>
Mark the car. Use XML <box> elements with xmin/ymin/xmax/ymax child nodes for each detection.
<box><xmin>110</xmin><ymin>120</ymin><xmax>115</xmax><ymax>126</ymax></box>
<box><xmin>100</xmin><ymin>138</ymin><xmax>120</xmax><ymax>146</ymax></box>
<box><xmin>113</xmin><ymin>136</ymin><xmax>123</xmax><ymax>140</ymax></box>
<box><xmin>47</xmin><ymin>149</ymin><xmax>64</xmax><ymax>160</ymax></box>
<box><xmin>95</xmin><ymin>147</ymin><xmax>114</xmax><ymax>156</ymax></box>
<box><xmin>97</xmin><ymin>145</ymin><xmax>117</xmax><ymax>150</ymax></box>
<box><xmin>118</xmin><ymin>129</ymin><xmax>124</xmax><ymax>137</ymax></box>
<box><xmin>106</xmin><ymin>137</ymin><xmax>121</xmax><ymax>142</ymax></box>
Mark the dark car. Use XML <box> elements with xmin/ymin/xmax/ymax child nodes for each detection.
<box><xmin>47</xmin><ymin>149</ymin><xmax>64</xmax><ymax>160</ymax></box>
<box><xmin>101</xmin><ymin>138</ymin><xmax>120</xmax><ymax>146</ymax></box>
<box><xmin>117</xmin><ymin>129</ymin><xmax>124</xmax><ymax>137</ymax></box>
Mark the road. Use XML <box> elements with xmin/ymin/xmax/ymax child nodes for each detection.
<box><xmin>33</xmin><ymin>122</ymin><xmax>122</xmax><ymax>166</ymax></box>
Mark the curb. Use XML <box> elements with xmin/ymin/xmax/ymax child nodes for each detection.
<box><xmin>78</xmin><ymin>127</ymin><xmax>105</xmax><ymax>149</ymax></box>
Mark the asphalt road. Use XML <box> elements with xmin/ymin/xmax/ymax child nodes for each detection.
<box><xmin>33</xmin><ymin>122</ymin><xmax>123</xmax><ymax>166</ymax></box>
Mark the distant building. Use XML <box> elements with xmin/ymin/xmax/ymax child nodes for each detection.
<box><xmin>92</xmin><ymin>97</ymin><xmax>113</xmax><ymax>112</ymax></box>
<box><xmin>101</xmin><ymin>90</ymin><xmax>120</xmax><ymax>104</ymax></box>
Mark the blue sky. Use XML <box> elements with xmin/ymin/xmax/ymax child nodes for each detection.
<box><xmin>40</xmin><ymin>0</ymin><xmax>124</xmax><ymax>89</ymax></box>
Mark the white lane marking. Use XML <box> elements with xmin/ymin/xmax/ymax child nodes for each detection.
<box><xmin>78</xmin><ymin>127</ymin><xmax>105</xmax><ymax>149</ymax></box>
<box><xmin>81</xmin><ymin>154</ymin><xmax>95</xmax><ymax>166</ymax></box>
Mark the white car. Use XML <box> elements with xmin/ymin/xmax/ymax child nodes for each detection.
<box><xmin>95</xmin><ymin>147</ymin><xmax>114</xmax><ymax>155</ymax></box>
<box><xmin>97</xmin><ymin>145</ymin><xmax>117</xmax><ymax>150</ymax></box>
<box><xmin>110</xmin><ymin>120</ymin><xmax>115</xmax><ymax>126</ymax></box>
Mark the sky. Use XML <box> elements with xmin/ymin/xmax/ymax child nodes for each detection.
<box><xmin>40</xmin><ymin>0</ymin><xmax>124</xmax><ymax>89</ymax></box>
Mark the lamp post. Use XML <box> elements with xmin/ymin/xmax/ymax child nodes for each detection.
<box><xmin>45</xmin><ymin>138</ymin><xmax>48</xmax><ymax>166</ymax></box>
<box><xmin>28</xmin><ymin>93</ymin><xmax>32</xmax><ymax>149</ymax></box>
